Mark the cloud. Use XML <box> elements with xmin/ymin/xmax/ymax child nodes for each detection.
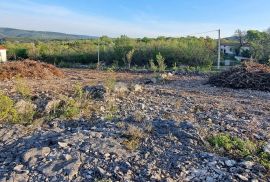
<box><xmin>0</xmin><ymin>0</ymin><xmax>254</xmax><ymax>38</ymax></box>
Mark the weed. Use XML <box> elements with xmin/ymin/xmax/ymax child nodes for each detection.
<box><xmin>0</xmin><ymin>93</ymin><xmax>36</xmax><ymax>124</ymax></box>
<box><xmin>122</xmin><ymin>138</ymin><xmax>140</xmax><ymax>151</ymax></box>
<box><xmin>51</xmin><ymin>97</ymin><xmax>80</xmax><ymax>120</ymax></box>
<box><xmin>258</xmin><ymin>152</ymin><xmax>270</xmax><ymax>169</ymax></box>
<box><xmin>208</xmin><ymin>134</ymin><xmax>257</xmax><ymax>157</ymax></box>
<box><xmin>133</xmin><ymin>111</ymin><xmax>145</xmax><ymax>122</ymax></box>
<box><xmin>208</xmin><ymin>134</ymin><xmax>233</xmax><ymax>151</ymax></box>
<box><xmin>156</xmin><ymin>52</ymin><xmax>167</xmax><ymax>72</ymax></box>
<box><xmin>149</xmin><ymin>59</ymin><xmax>158</xmax><ymax>72</ymax></box>
<box><xmin>122</xmin><ymin>124</ymin><xmax>145</xmax><ymax>151</ymax></box>
<box><xmin>13</xmin><ymin>100</ymin><xmax>36</xmax><ymax>125</ymax></box>
<box><xmin>173</xmin><ymin>62</ymin><xmax>178</xmax><ymax>71</ymax></box>
<box><xmin>104</xmin><ymin>99</ymin><xmax>118</xmax><ymax>121</ymax></box>
<box><xmin>73</xmin><ymin>82</ymin><xmax>84</xmax><ymax>100</ymax></box>
<box><xmin>104</xmin><ymin>76</ymin><xmax>116</xmax><ymax>93</ymax></box>
<box><xmin>208</xmin><ymin>133</ymin><xmax>270</xmax><ymax>169</ymax></box>
<box><xmin>14</xmin><ymin>77</ymin><xmax>31</xmax><ymax>98</ymax></box>
<box><xmin>0</xmin><ymin>92</ymin><xmax>16</xmax><ymax>122</ymax></box>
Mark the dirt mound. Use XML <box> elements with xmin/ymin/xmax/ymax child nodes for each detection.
<box><xmin>208</xmin><ymin>62</ymin><xmax>270</xmax><ymax>91</ymax></box>
<box><xmin>0</xmin><ymin>60</ymin><xmax>64</xmax><ymax>80</ymax></box>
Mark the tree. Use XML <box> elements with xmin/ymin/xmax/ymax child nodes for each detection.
<box><xmin>114</xmin><ymin>35</ymin><xmax>133</xmax><ymax>66</ymax></box>
<box><xmin>126</xmin><ymin>49</ymin><xmax>135</xmax><ymax>69</ymax></box>
<box><xmin>246</xmin><ymin>30</ymin><xmax>270</xmax><ymax>63</ymax></box>
<box><xmin>235</xmin><ymin>29</ymin><xmax>247</xmax><ymax>46</ymax></box>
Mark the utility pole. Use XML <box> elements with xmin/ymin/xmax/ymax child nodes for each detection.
<box><xmin>217</xmin><ymin>29</ymin><xmax>221</xmax><ymax>70</ymax></box>
<box><xmin>97</xmin><ymin>38</ymin><xmax>100</xmax><ymax>69</ymax></box>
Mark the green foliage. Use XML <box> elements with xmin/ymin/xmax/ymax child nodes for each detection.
<box><xmin>208</xmin><ymin>134</ymin><xmax>257</xmax><ymax>157</ymax></box>
<box><xmin>4</xmin><ymin>35</ymin><xmax>216</xmax><ymax>68</ymax></box>
<box><xmin>0</xmin><ymin>92</ymin><xmax>16</xmax><ymax>122</ymax></box>
<box><xmin>51</xmin><ymin>97</ymin><xmax>80</xmax><ymax>119</ymax></box>
<box><xmin>156</xmin><ymin>52</ymin><xmax>167</xmax><ymax>72</ymax></box>
<box><xmin>173</xmin><ymin>62</ymin><xmax>178</xmax><ymax>71</ymax></box>
<box><xmin>149</xmin><ymin>59</ymin><xmax>158</xmax><ymax>72</ymax></box>
<box><xmin>62</xmin><ymin>98</ymin><xmax>80</xmax><ymax>119</ymax></box>
<box><xmin>246</xmin><ymin>30</ymin><xmax>270</xmax><ymax>63</ymax></box>
<box><xmin>126</xmin><ymin>49</ymin><xmax>135</xmax><ymax>69</ymax></box>
<box><xmin>0</xmin><ymin>93</ymin><xmax>35</xmax><ymax>124</ymax></box>
<box><xmin>208</xmin><ymin>134</ymin><xmax>233</xmax><ymax>151</ymax></box>
<box><xmin>259</xmin><ymin>152</ymin><xmax>270</xmax><ymax>169</ymax></box>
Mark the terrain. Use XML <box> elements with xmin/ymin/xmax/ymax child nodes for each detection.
<box><xmin>0</xmin><ymin>69</ymin><xmax>269</xmax><ymax>181</ymax></box>
<box><xmin>0</xmin><ymin>28</ymin><xmax>96</xmax><ymax>40</ymax></box>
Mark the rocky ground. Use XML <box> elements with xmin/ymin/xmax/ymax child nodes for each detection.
<box><xmin>0</xmin><ymin>69</ymin><xmax>270</xmax><ymax>182</ymax></box>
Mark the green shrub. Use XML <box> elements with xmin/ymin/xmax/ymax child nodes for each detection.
<box><xmin>156</xmin><ymin>52</ymin><xmax>167</xmax><ymax>72</ymax></box>
<box><xmin>61</xmin><ymin>98</ymin><xmax>80</xmax><ymax>119</ymax></box>
<box><xmin>149</xmin><ymin>59</ymin><xmax>158</xmax><ymax>72</ymax></box>
<box><xmin>259</xmin><ymin>152</ymin><xmax>270</xmax><ymax>169</ymax></box>
<box><xmin>208</xmin><ymin>134</ymin><xmax>257</xmax><ymax>157</ymax></box>
<box><xmin>0</xmin><ymin>93</ymin><xmax>16</xmax><ymax>122</ymax></box>
<box><xmin>208</xmin><ymin>134</ymin><xmax>233</xmax><ymax>151</ymax></box>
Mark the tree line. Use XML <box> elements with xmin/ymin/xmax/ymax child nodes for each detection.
<box><xmin>3</xmin><ymin>29</ymin><xmax>270</xmax><ymax>69</ymax></box>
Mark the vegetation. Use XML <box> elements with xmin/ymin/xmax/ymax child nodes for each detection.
<box><xmin>208</xmin><ymin>133</ymin><xmax>270</xmax><ymax>169</ymax></box>
<box><xmin>14</xmin><ymin>77</ymin><xmax>31</xmax><ymax>98</ymax></box>
<box><xmin>0</xmin><ymin>92</ymin><xmax>35</xmax><ymax>124</ymax></box>
<box><xmin>3</xmin><ymin>36</ymin><xmax>217</xmax><ymax>68</ymax></box>
<box><xmin>122</xmin><ymin>124</ymin><xmax>145</xmax><ymax>151</ymax></box>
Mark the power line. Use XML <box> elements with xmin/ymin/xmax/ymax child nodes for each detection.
<box><xmin>181</xmin><ymin>29</ymin><xmax>219</xmax><ymax>37</ymax></box>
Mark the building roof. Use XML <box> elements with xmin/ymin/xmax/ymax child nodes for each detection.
<box><xmin>0</xmin><ymin>45</ymin><xmax>6</xmax><ymax>50</ymax></box>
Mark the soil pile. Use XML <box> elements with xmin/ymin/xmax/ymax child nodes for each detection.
<box><xmin>208</xmin><ymin>61</ymin><xmax>270</xmax><ymax>91</ymax></box>
<box><xmin>0</xmin><ymin>60</ymin><xmax>64</xmax><ymax>80</ymax></box>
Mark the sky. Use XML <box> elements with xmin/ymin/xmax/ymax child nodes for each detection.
<box><xmin>0</xmin><ymin>0</ymin><xmax>269</xmax><ymax>38</ymax></box>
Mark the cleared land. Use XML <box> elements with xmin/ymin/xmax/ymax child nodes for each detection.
<box><xmin>0</xmin><ymin>68</ymin><xmax>270</xmax><ymax>181</ymax></box>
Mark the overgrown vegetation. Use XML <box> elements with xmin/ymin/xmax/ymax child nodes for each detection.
<box><xmin>4</xmin><ymin>36</ymin><xmax>216</xmax><ymax>68</ymax></box>
<box><xmin>0</xmin><ymin>92</ymin><xmax>35</xmax><ymax>124</ymax></box>
<box><xmin>208</xmin><ymin>133</ymin><xmax>270</xmax><ymax>169</ymax></box>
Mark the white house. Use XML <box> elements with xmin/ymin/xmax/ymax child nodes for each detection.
<box><xmin>220</xmin><ymin>43</ymin><xmax>250</xmax><ymax>56</ymax></box>
<box><xmin>221</xmin><ymin>43</ymin><xmax>237</xmax><ymax>55</ymax></box>
<box><xmin>0</xmin><ymin>46</ymin><xmax>7</xmax><ymax>62</ymax></box>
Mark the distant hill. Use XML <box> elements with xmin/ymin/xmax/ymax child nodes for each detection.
<box><xmin>0</xmin><ymin>27</ymin><xmax>97</xmax><ymax>40</ymax></box>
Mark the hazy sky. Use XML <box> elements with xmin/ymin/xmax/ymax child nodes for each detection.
<box><xmin>0</xmin><ymin>0</ymin><xmax>269</xmax><ymax>38</ymax></box>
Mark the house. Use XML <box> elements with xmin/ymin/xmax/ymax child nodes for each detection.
<box><xmin>220</xmin><ymin>43</ymin><xmax>250</xmax><ymax>56</ymax></box>
<box><xmin>0</xmin><ymin>45</ymin><xmax>7</xmax><ymax>62</ymax></box>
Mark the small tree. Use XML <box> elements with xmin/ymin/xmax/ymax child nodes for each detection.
<box><xmin>149</xmin><ymin>59</ymin><xmax>158</xmax><ymax>72</ymax></box>
<box><xmin>156</xmin><ymin>52</ymin><xmax>166</xmax><ymax>72</ymax></box>
<box><xmin>126</xmin><ymin>49</ymin><xmax>135</xmax><ymax>69</ymax></box>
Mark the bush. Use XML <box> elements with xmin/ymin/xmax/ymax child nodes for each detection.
<box><xmin>149</xmin><ymin>59</ymin><xmax>158</xmax><ymax>72</ymax></box>
<box><xmin>208</xmin><ymin>134</ymin><xmax>257</xmax><ymax>157</ymax></box>
<box><xmin>156</xmin><ymin>52</ymin><xmax>167</xmax><ymax>72</ymax></box>
<box><xmin>0</xmin><ymin>92</ymin><xmax>16</xmax><ymax>122</ymax></box>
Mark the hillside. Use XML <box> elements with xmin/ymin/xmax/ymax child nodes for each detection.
<box><xmin>0</xmin><ymin>27</ymin><xmax>97</xmax><ymax>40</ymax></box>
